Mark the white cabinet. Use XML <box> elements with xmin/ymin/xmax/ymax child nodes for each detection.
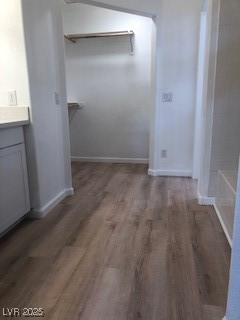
<box><xmin>0</xmin><ymin>126</ymin><xmax>30</xmax><ymax>234</ymax></box>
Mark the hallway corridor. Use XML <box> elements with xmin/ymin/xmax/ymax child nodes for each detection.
<box><xmin>0</xmin><ymin>163</ymin><xmax>230</xmax><ymax>320</ymax></box>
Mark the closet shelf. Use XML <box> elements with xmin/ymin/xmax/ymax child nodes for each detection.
<box><xmin>65</xmin><ymin>30</ymin><xmax>134</xmax><ymax>42</ymax></box>
<box><xmin>68</xmin><ymin>102</ymin><xmax>82</xmax><ymax>109</ymax></box>
<box><xmin>64</xmin><ymin>30</ymin><xmax>135</xmax><ymax>55</ymax></box>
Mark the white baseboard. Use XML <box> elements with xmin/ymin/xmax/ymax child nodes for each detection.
<box><xmin>198</xmin><ymin>193</ymin><xmax>232</xmax><ymax>246</ymax></box>
<box><xmin>148</xmin><ymin>169</ymin><xmax>192</xmax><ymax>177</ymax></box>
<box><xmin>29</xmin><ymin>187</ymin><xmax>74</xmax><ymax>219</ymax></box>
<box><xmin>198</xmin><ymin>193</ymin><xmax>216</xmax><ymax>205</ymax></box>
<box><xmin>71</xmin><ymin>156</ymin><xmax>149</xmax><ymax>164</ymax></box>
<box><xmin>214</xmin><ymin>204</ymin><xmax>232</xmax><ymax>247</ymax></box>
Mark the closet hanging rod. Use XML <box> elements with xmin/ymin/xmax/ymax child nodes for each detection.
<box><xmin>64</xmin><ymin>30</ymin><xmax>134</xmax><ymax>43</ymax></box>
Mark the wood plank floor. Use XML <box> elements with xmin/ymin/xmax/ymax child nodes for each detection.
<box><xmin>0</xmin><ymin>163</ymin><xmax>231</xmax><ymax>320</ymax></box>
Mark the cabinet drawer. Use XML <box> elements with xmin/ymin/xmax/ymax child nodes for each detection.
<box><xmin>0</xmin><ymin>127</ymin><xmax>24</xmax><ymax>149</ymax></box>
<box><xmin>0</xmin><ymin>144</ymin><xmax>30</xmax><ymax>234</ymax></box>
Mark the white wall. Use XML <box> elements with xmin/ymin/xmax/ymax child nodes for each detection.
<box><xmin>199</xmin><ymin>0</ymin><xmax>240</xmax><ymax>199</ymax></box>
<box><xmin>198</xmin><ymin>0</ymin><xmax>220</xmax><ymax>199</ymax></box>
<box><xmin>193</xmin><ymin>12</ymin><xmax>207</xmax><ymax>179</ymax></box>
<box><xmin>198</xmin><ymin>2</ymin><xmax>240</xmax><ymax>317</ymax></box>
<box><xmin>65</xmin><ymin>0</ymin><xmax>202</xmax><ymax>175</ymax></box>
<box><xmin>63</xmin><ymin>3</ymin><xmax>152</xmax><ymax>161</ymax></box>
<box><xmin>21</xmin><ymin>0</ymin><xmax>73</xmax><ymax>215</ymax></box>
<box><xmin>153</xmin><ymin>0</ymin><xmax>201</xmax><ymax>176</ymax></box>
<box><xmin>208</xmin><ymin>0</ymin><xmax>240</xmax><ymax>196</ymax></box>
<box><xmin>225</xmin><ymin>157</ymin><xmax>240</xmax><ymax>320</ymax></box>
<box><xmin>67</xmin><ymin>0</ymin><xmax>158</xmax><ymax>16</ymax></box>
<box><xmin>0</xmin><ymin>0</ymin><xmax>30</xmax><ymax>106</ymax></box>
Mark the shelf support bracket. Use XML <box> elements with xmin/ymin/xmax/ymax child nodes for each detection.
<box><xmin>129</xmin><ymin>32</ymin><xmax>134</xmax><ymax>55</ymax></box>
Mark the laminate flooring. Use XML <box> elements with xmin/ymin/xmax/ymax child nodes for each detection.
<box><xmin>0</xmin><ymin>163</ymin><xmax>231</xmax><ymax>320</ymax></box>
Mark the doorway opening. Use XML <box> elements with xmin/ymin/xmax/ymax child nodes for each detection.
<box><xmin>61</xmin><ymin>2</ymin><xmax>155</xmax><ymax>171</ymax></box>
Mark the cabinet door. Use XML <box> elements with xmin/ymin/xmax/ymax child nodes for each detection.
<box><xmin>0</xmin><ymin>144</ymin><xmax>30</xmax><ymax>234</ymax></box>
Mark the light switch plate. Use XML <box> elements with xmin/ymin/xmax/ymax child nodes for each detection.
<box><xmin>8</xmin><ymin>90</ymin><xmax>17</xmax><ymax>106</ymax></box>
<box><xmin>161</xmin><ymin>150</ymin><xmax>168</xmax><ymax>158</ymax></box>
<box><xmin>162</xmin><ymin>92</ymin><xmax>173</xmax><ymax>103</ymax></box>
<box><xmin>54</xmin><ymin>92</ymin><xmax>60</xmax><ymax>105</ymax></box>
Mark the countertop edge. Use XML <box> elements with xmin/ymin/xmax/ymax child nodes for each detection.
<box><xmin>0</xmin><ymin>120</ymin><xmax>30</xmax><ymax>129</ymax></box>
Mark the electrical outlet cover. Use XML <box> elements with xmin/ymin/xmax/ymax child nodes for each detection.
<box><xmin>8</xmin><ymin>91</ymin><xmax>17</xmax><ymax>106</ymax></box>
